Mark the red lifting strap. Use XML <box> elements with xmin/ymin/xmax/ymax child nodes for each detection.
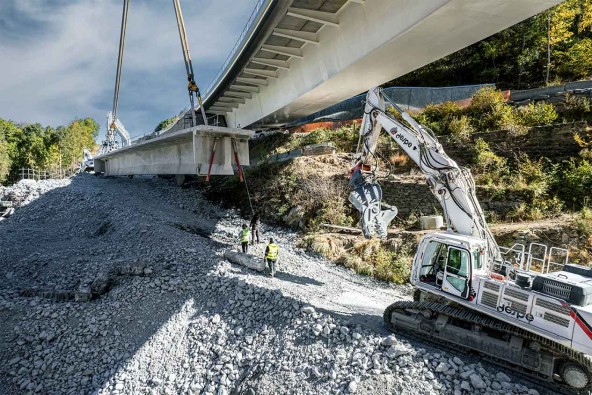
<box><xmin>206</xmin><ymin>139</ymin><xmax>217</xmax><ymax>182</ymax></box>
<box><xmin>232</xmin><ymin>139</ymin><xmax>244</xmax><ymax>182</ymax></box>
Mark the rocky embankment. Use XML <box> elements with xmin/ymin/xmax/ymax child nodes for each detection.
<box><xmin>0</xmin><ymin>174</ymin><xmax>553</xmax><ymax>394</ymax></box>
<box><xmin>0</xmin><ymin>179</ymin><xmax>71</xmax><ymax>220</ymax></box>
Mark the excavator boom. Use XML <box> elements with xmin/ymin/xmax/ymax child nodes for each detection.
<box><xmin>351</xmin><ymin>87</ymin><xmax>592</xmax><ymax>391</ymax></box>
<box><xmin>350</xmin><ymin>87</ymin><xmax>501</xmax><ymax>264</ymax></box>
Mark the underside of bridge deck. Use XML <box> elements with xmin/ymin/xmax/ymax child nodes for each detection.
<box><xmin>202</xmin><ymin>0</ymin><xmax>561</xmax><ymax>129</ymax></box>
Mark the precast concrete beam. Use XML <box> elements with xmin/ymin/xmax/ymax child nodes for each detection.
<box><xmin>226</xmin><ymin>90</ymin><xmax>252</xmax><ymax>99</ymax></box>
<box><xmin>261</xmin><ymin>45</ymin><xmax>303</xmax><ymax>59</ymax></box>
<box><xmin>214</xmin><ymin>101</ymin><xmax>240</xmax><ymax>108</ymax></box>
<box><xmin>230</xmin><ymin>84</ymin><xmax>260</xmax><ymax>93</ymax></box>
<box><xmin>223</xmin><ymin>250</ymin><xmax>267</xmax><ymax>272</ymax></box>
<box><xmin>250</xmin><ymin>57</ymin><xmax>290</xmax><ymax>70</ymax></box>
<box><xmin>272</xmin><ymin>28</ymin><xmax>319</xmax><ymax>45</ymax></box>
<box><xmin>210</xmin><ymin>102</ymin><xmax>238</xmax><ymax>109</ymax></box>
<box><xmin>94</xmin><ymin>126</ymin><xmax>253</xmax><ymax>177</ymax></box>
<box><xmin>286</xmin><ymin>7</ymin><xmax>339</xmax><ymax>27</ymax></box>
<box><xmin>244</xmin><ymin>68</ymin><xmax>278</xmax><ymax>79</ymax></box>
<box><xmin>220</xmin><ymin>96</ymin><xmax>246</xmax><ymax>104</ymax></box>
<box><xmin>207</xmin><ymin>109</ymin><xmax>228</xmax><ymax>114</ymax></box>
<box><xmin>236</xmin><ymin>77</ymin><xmax>268</xmax><ymax>86</ymax></box>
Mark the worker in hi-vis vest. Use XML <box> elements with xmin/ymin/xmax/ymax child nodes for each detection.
<box><xmin>239</xmin><ymin>224</ymin><xmax>250</xmax><ymax>253</ymax></box>
<box><xmin>264</xmin><ymin>238</ymin><xmax>279</xmax><ymax>277</ymax></box>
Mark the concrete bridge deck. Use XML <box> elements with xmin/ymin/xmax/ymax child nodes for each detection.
<box><xmin>97</xmin><ymin>0</ymin><xmax>561</xmax><ymax>177</ymax></box>
<box><xmin>94</xmin><ymin>126</ymin><xmax>252</xmax><ymax>177</ymax></box>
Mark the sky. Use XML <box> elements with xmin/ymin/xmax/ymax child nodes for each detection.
<box><xmin>0</xmin><ymin>0</ymin><xmax>259</xmax><ymax>141</ymax></box>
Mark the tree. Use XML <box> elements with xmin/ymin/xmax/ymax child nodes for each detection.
<box><xmin>388</xmin><ymin>0</ymin><xmax>592</xmax><ymax>89</ymax></box>
<box><xmin>154</xmin><ymin>116</ymin><xmax>178</xmax><ymax>133</ymax></box>
<box><xmin>0</xmin><ymin>117</ymin><xmax>99</xmax><ymax>183</ymax></box>
<box><xmin>0</xmin><ymin>120</ymin><xmax>15</xmax><ymax>182</ymax></box>
<box><xmin>59</xmin><ymin>118</ymin><xmax>99</xmax><ymax>169</ymax></box>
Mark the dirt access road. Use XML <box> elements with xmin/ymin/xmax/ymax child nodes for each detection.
<box><xmin>0</xmin><ymin>174</ymin><xmax>550</xmax><ymax>395</ymax></box>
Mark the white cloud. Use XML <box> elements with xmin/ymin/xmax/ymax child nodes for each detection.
<box><xmin>0</xmin><ymin>0</ymin><xmax>258</xmax><ymax>138</ymax></box>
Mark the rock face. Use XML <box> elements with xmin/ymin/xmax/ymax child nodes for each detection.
<box><xmin>282</xmin><ymin>206</ymin><xmax>305</xmax><ymax>228</ymax></box>
<box><xmin>0</xmin><ymin>174</ymin><xmax>547</xmax><ymax>395</ymax></box>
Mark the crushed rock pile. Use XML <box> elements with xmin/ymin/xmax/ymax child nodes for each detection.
<box><xmin>1</xmin><ymin>179</ymin><xmax>71</xmax><ymax>209</ymax></box>
<box><xmin>0</xmin><ymin>174</ymin><xmax>550</xmax><ymax>395</ymax></box>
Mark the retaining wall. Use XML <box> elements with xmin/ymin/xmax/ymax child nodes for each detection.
<box><xmin>381</xmin><ymin>179</ymin><xmax>536</xmax><ymax>219</ymax></box>
<box><xmin>441</xmin><ymin>122</ymin><xmax>588</xmax><ymax>165</ymax></box>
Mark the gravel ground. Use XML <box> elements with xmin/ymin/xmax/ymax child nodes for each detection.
<box><xmin>0</xmin><ymin>174</ymin><xmax>550</xmax><ymax>395</ymax></box>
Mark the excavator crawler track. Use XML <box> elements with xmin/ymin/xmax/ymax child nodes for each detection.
<box><xmin>384</xmin><ymin>300</ymin><xmax>592</xmax><ymax>395</ymax></box>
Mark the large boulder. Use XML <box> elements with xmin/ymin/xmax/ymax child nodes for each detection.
<box><xmin>223</xmin><ymin>250</ymin><xmax>267</xmax><ymax>272</ymax></box>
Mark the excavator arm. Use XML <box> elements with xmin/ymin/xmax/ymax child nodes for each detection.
<box><xmin>350</xmin><ymin>87</ymin><xmax>501</xmax><ymax>264</ymax></box>
<box><xmin>107</xmin><ymin>111</ymin><xmax>131</xmax><ymax>147</ymax></box>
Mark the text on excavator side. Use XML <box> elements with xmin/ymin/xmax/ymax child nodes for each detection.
<box><xmin>497</xmin><ymin>303</ymin><xmax>534</xmax><ymax>323</ymax></box>
<box><xmin>395</xmin><ymin>132</ymin><xmax>413</xmax><ymax>148</ymax></box>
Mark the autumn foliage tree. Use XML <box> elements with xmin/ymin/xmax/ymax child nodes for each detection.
<box><xmin>390</xmin><ymin>0</ymin><xmax>592</xmax><ymax>89</ymax></box>
<box><xmin>0</xmin><ymin>118</ymin><xmax>98</xmax><ymax>184</ymax></box>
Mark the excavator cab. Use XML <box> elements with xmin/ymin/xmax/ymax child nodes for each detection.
<box><xmin>414</xmin><ymin>234</ymin><xmax>486</xmax><ymax>300</ymax></box>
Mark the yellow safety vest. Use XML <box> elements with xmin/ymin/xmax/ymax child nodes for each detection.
<box><xmin>241</xmin><ymin>228</ymin><xmax>250</xmax><ymax>243</ymax></box>
<box><xmin>266</xmin><ymin>243</ymin><xmax>279</xmax><ymax>260</ymax></box>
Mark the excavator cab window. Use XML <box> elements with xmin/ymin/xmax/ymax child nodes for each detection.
<box><xmin>419</xmin><ymin>242</ymin><xmax>471</xmax><ymax>298</ymax></box>
<box><xmin>442</xmin><ymin>247</ymin><xmax>470</xmax><ymax>298</ymax></box>
<box><xmin>472</xmin><ymin>249</ymin><xmax>484</xmax><ymax>270</ymax></box>
<box><xmin>419</xmin><ymin>241</ymin><xmax>448</xmax><ymax>284</ymax></box>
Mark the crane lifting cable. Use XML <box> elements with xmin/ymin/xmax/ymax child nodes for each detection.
<box><xmin>112</xmin><ymin>0</ymin><xmax>129</xmax><ymax>125</ymax></box>
<box><xmin>101</xmin><ymin>0</ymin><xmax>131</xmax><ymax>155</ymax></box>
<box><xmin>172</xmin><ymin>0</ymin><xmax>208</xmax><ymax>127</ymax></box>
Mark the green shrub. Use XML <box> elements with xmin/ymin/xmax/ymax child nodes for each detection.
<box><xmin>448</xmin><ymin>115</ymin><xmax>474</xmax><ymax>141</ymax></box>
<box><xmin>372</xmin><ymin>248</ymin><xmax>412</xmax><ymax>284</ymax></box>
<box><xmin>303</xmin><ymin>235</ymin><xmax>345</xmax><ymax>259</ymax></box>
<box><xmin>335</xmin><ymin>243</ymin><xmax>412</xmax><ymax>284</ymax></box>
<box><xmin>308</xmin><ymin>195</ymin><xmax>354</xmax><ymax>230</ymax></box>
<box><xmin>357</xmin><ymin>264</ymin><xmax>374</xmax><ymax>277</ymax></box>
<box><xmin>280</xmin><ymin>124</ymin><xmax>359</xmax><ymax>154</ymax></box>
<box><xmin>473</xmin><ymin>138</ymin><xmax>509</xmax><ymax>184</ymax></box>
<box><xmin>468</xmin><ymin>87</ymin><xmax>527</xmax><ymax>135</ymax></box>
<box><xmin>507</xmin><ymin>197</ymin><xmax>564</xmax><ymax>221</ymax></box>
<box><xmin>517</xmin><ymin>102</ymin><xmax>558</xmax><ymax>126</ymax></box>
<box><xmin>563</xmin><ymin>93</ymin><xmax>592</xmax><ymax>120</ymax></box>
<box><xmin>574</xmin><ymin>129</ymin><xmax>592</xmax><ymax>149</ymax></box>
<box><xmin>581</xmin><ymin>149</ymin><xmax>592</xmax><ymax>161</ymax></box>
<box><xmin>511</xmin><ymin>154</ymin><xmax>554</xmax><ymax>198</ymax></box>
<box><xmin>414</xmin><ymin>101</ymin><xmax>462</xmax><ymax>135</ymax></box>
<box><xmin>558</xmin><ymin>158</ymin><xmax>592</xmax><ymax>208</ymax></box>
<box><xmin>336</xmin><ymin>254</ymin><xmax>363</xmax><ymax>270</ymax></box>
<box><xmin>470</xmin><ymin>86</ymin><xmax>506</xmax><ymax>112</ymax></box>
<box><xmin>575</xmin><ymin>207</ymin><xmax>592</xmax><ymax>236</ymax></box>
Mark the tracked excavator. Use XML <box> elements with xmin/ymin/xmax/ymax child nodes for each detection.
<box><xmin>350</xmin><ymin>87</ymin><xmax>592</xmax><ymax>390</ymax></box>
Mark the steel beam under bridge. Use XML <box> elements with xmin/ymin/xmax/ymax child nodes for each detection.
<box><xmin>94</xmin><ymin>126</ymin><xmax>253</xmax><ymax>177</ymax></box>
<box><xmin>203</xmin><ymin>0</ymin><xmax>561</xmax><ymax>128</ymax></box>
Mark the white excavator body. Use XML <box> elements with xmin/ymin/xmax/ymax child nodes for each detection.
<box><xmin>350</xmin><ymin>87</ymin><xmax>592</xmax><ymax>389</ymax></box>
<box><xmin>412</xmin><ymin>232</ymin><xmax>592</xmax><ymax>355</ymax></box>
